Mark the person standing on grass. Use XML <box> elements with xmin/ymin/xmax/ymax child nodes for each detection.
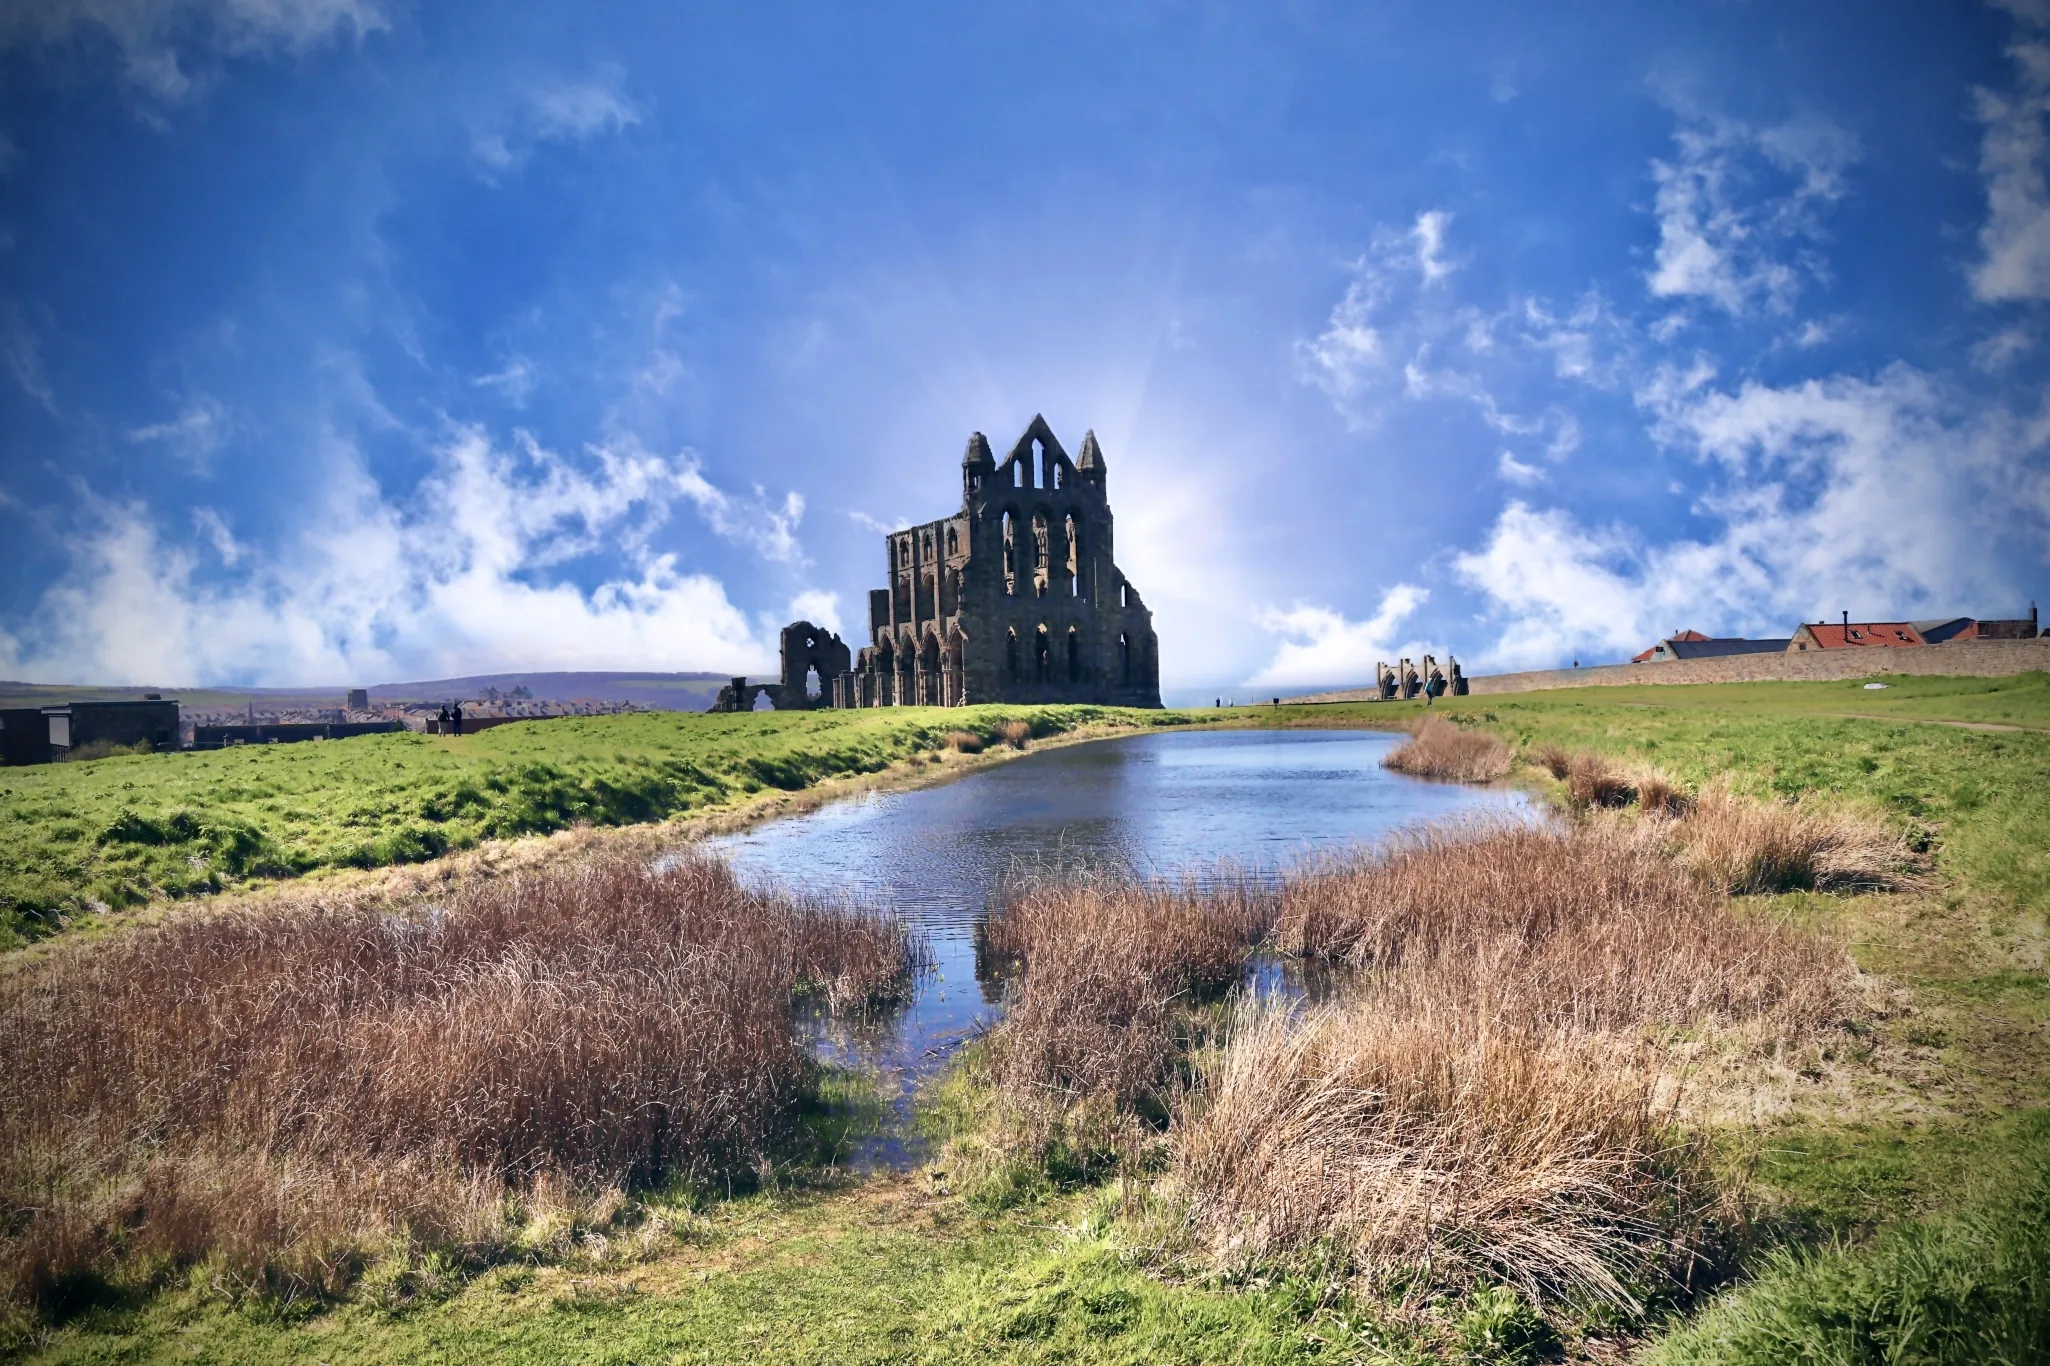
<box><xmin>452</xmin><ymin>701</ymin><xmax>464</xmax><ymax>735</ymax></box>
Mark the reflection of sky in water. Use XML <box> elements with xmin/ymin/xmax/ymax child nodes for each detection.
<box><xmin>698</xmin><ymin>727</ymin><xmax>1532</xmax><ymax>1167</ymax></box>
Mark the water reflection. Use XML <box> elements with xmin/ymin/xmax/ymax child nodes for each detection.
<box><xmin>695</xmin><ymin>727</ymin><xmax>1531</xmax><ymax>1167</ymax></box>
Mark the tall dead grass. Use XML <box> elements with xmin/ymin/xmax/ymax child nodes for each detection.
<box><xmin>1381</xmin><ymin>716</ymin><xmax>1513</xmax><ymax>783</ymax></box>
<box><xmin>997</xmin><ymin>720</ymin><xmax>1032</xmax><ymax>750</ymax></box>
<box><xmin>979</xmin><ymin>875</ymin><xmax>1275</xmax><ymax>1152</ymax></box>
<box><xmin>0</xmin><ymin>855</ymin><xmax>915</xmax><ymax>1308</ymax></box>
<box><xmin>1176</xmin><ymin>1000</ymin><xmax>1700</xmax><ymax>1311</ymax></box>
<box><xmin>1176</xmin><ymin>823</ymin><xmax>1844</xmax><ymax>1310</ymax></box>
<box><xmin>1674</xmin><ymin>780</ymin><xmax>1927</xmax><ymax>894</ymax></box>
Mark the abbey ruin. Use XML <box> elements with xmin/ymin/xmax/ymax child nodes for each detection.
<box><xmin>711</xmin><ymin>416</ymin><xmax>1161</xmax><ymax>712</ymax></box>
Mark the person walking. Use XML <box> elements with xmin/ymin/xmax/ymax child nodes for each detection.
<box><xmin>451</xmin><ymin>701</ymin><xmax>464</xmax><ymax>736</ymax></box>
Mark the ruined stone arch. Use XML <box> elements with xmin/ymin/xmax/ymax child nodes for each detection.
<box><xmin>1030</xmin><ymin>511</ymin><xmax>1050</xmax><ymax>598</ymax></box>
<box><xmin>1034</xmin><ymin>623</ymin><xmax>1052</xmax><ymax>683</ymax></box>
<box><xmin>1005</xmin><ymin>627</ymin><xmax>1020</xmax><ymax>681</ymax></box>
<box><xmin>1066</xmin><ymin>626</ymin><xmax>1082</xmax><ymax>683</ymax></box>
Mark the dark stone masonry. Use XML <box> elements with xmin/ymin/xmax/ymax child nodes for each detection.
<box><xmin>711</xmin><ymin>416</ymin><xmax>1162</xmax><ymax>712</ymax></box>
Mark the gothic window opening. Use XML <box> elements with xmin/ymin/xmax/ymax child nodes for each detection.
<box><xmin>1119</xmin><ymin>581</ymin><xmax>1129</xmax><ymax>608</ymax></box>
<box><xmin>1119</xmin><ymin>631</ymin><xmax>1131</xmax><ymax>685</ymax></box>
<box><xmin>1002</xmin><ymin>511</ymin><xmax>1017</xmax><ymax>596</ymax></box>
<box><xmin>1052</xmin><ymin>460</ymin><xmax>1063</xmax><ymax>490</ymax></box>
<box><xmin>1012</xmin><ymin>459</ymin><xmax>1023</xmax><ymax>488</ymax></box>
<box><xmin>1031</xmin><ymin>513</ymin><xmax>1049</xmax><ymax>598</ymax></box>
<box><xmin>1034</xmin><ymin>625</ymin><xmax>1051</xmax><ymax>683</ymax></box>
<box><xmin>946</xmin><ymin>525</ymin><xmax>958</xmax><ymax>556</ymax></box>
<box><xmin>1064</xmin><ymin>514</ymin><xmax>1079</xmax><ymax>597</ymax></box>
<box><xmin>1005</xmin><ymin>629</ymin><xmax>1019</xmax><ymax>680</ymax></box>
<box><xmin>805</xmin><ymin>666</ymin><xmax>822</xmax><ymax>700</ymax></box>
<box><xmin>1067</xmin><ymin>627</ymin><xmax>1081</xmax><ymax>683</ymax></box>
<box><xmin>1032</xmin><ymin>439</ymin><xmax>1045</xmax><ymax>488</ymax></box>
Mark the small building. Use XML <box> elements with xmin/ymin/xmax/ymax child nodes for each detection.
<box><xmin>1632</xmin><ymin>631</ymin><xmax>1790</xmax><ymax>663</ymax></box>
<box><xmin>41</xmin><ymin>698</ymin><xmax>181</xmax><ymax>760</ymax></box>
<box><xmin>347</xmin><ymin>688</ymin><xmax>370</xmax><ymax>710</ymax></box>
<box><xmin>0</xmin><ymin>708</ymin><xmax>49</xmax><ymax>766</ymax></box>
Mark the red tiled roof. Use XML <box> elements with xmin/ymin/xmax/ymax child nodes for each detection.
<box><xmin>1800</xmin><ymin>622</ymin><xmax>1927</xmax><ymax>648</ymax></box>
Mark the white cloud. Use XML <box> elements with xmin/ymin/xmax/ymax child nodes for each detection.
<box><xmin>191</xmin><ymin>505</ymin><xmax>241</xmax><ymax>564</ymax></box>
<box><xmin>0</xmin><ymin>425</ymin><xmax>820</xmax><ymax>685</ymax></box>
<box><xmin>472</xmin><ymin>66</ymin><xmax>642</xmax><ymax>174</ymax></box>
<box><xmin>1296</xmin><ymin>259</ymin><xmax>1386</xmax><ymax>417</ymax></box>
<box><xmin>1</xmin><ymin>302</ymin><xmax>55</xmax><ymax>413</ymax></box>
<box><xmin>1975</xmin><ymin>323</ymin><xmax>2036</xmax><ymax>370</ymax></box>
<box><xmin>0</xmin><ymin>0</ymin><xmax>386</xmax><ymax>102</ymax></box>
<box><xmin>1411</xmin><ymin>210</ymin><xmax>1456</xmax><ymax>285</ymax></box>
<box><xmin>1245</xmin><ymin>583</ymin><xmax>1435</xmax><ymax>688</ymax></box>
<box><xmin>1646</xmin><ymin>111</ymin><xmax>1857</xmax><ymax>315</ymax></box>
<box><xmin>1455</xmin><ymin>366</ymin><xmax>2050</xmax><ymax>669</ymax></box>
<box><xmin>128</xmin><ymin>394</ymin><xmax>231</xmax><ymax>471</ymax></box>
<box><xmin>786</xmin><ymin>589</ymin><xmax>843</xmax><ymax>637</ymax></box>
<box><xmin>1971</xmin><ymin>35</ymin><xmax>2050</xmax><ymax>302</ymax></box>
<box><xmin>1496</xmin><ymin>450</ymin><xmax>1546</xmax><ymax>486</ymax></box>
<box><xmin>472</xmin><ymin>357</ymin><xmax>536</xmax><ymax>406</ymax></box>
<box><xmin>843</xmin><ymin>508</ymin><xmax>909</xmax><ymax>535</ymax></box>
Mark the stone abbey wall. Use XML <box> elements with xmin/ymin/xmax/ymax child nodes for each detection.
<box><xmin>1287</xmin><ymin>638</ymin><xmax>2050</xmax><ymax>705</ymax></box>
<box><xmin>709</xmin><ymin>416</ymin><xmax>1164</xmax><ymax>712</ymax></box>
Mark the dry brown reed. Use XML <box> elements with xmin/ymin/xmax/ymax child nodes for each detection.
<box><xmin>997</xmin><ymin>719</ymin><xmax>1032</xmax><ymax>750</ymax></box>
<box><xmin>944</xmin><ymin>729</ymin><xmax>985</xmax><ymax>754</ymax></box>
<box><xmin>1175</xmin><ymin>999</ymin><xmax>1697</xmax><ymax>1312</ymax></box>
<box><xmin>980</xmin><ymin>875</ymin><xmax>1274</xmax><ymax>1150</ymax></box>
<box><xmin>1174</xmin><ymin>821</ymin><xmax>1847</xmax><ymax>1309</ymax></box>
<box><xmin>1273</xmin><ymin>822</ymin><xmax>1844</xmax><ymax>1035</ymax></box>
<box><xmin>0</xmin><ymin>855</ymin><xmax>914</xmax><ymax>1308</ymax></box>
<box><xmin>1630</xmin><ymin>766</ymin><xmax>1692</xmax><ymax>818</ymax></box>
<box><xmin>1564</xmin><ymin>751</ymin><xmax>1636</xmax><ymax>809</ymax></box>
<box><xmin>1674</xmin><ymin>780</ymin><xmax>1927</xmax><ymax>894</ymax></box>
<box><xmin>1534</xmin><ymin>743</ymin><xmax>1573</xmax><ymax>781</ymax></box>
<box><xmin>1380</xmin><ymin>716</ymin><xmax>1513</xmax><ymax>783</ymax></box>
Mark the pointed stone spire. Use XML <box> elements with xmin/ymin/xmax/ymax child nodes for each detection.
<box><xmin>1076</xmin><ymin>429</ymin><xmax>1104</xmax><ymax>469</ymax></box>
<box><xmin>962</xmin><ymin>431</ymin><xmax>994</xmax><ymax>467</ymax></box>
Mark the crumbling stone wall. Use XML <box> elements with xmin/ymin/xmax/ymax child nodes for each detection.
<box><xmin>796</xmin><ymin>415</ymin><xmax>1162</xmax><ymax>709</ymax></box>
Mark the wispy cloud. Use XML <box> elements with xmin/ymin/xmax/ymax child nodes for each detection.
<box><xmin>0</xmin><ymin>0</ymin><xmax>387</xmax><ymax>103</ymax></box>
<box><xmin>1645</xmin><ymin>109</ymin><xmax>1857</xmax><ymax>316</ymax></box>
<box><xmin>0</xmin><ymin>424</ymin><xmax>820</xmax><ymax>685</ymax></box>
<box><xmin>472</xmin><ymin>65</ymin><xmax>642</xmax><ymax>173</ymax></box>
<box><xmin>1971</xmin><ymin>22</ymin><xmax>2050</xmax><ymax>302</ymax></box>
<box><xmin>1245</xmin><ymin>583</ymin><xmax>1435</xmax><ymax>688</ymax></box>
<box><xmin>1455</xmin><ymin>365</ymin><xmax>2050</xmax><ymax>667</ymax></box>
<box><xmin>1</xmin><ymin>303</ymin><xmax>55</xmax><ymax>413</ymax></box>
<box><xmin>128</xmin><ymin>394</ymin><xmax>232</xmax><ymax>472</ymax></box>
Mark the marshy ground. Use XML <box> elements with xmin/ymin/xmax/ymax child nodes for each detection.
<box><xmin>4</xmin><ymin>673</ymin><xmax>2048</xmax><ymax>1361</ymax></box>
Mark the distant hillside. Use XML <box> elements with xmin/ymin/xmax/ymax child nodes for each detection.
<box><xmin>0</xmin><ymin>671</ymin><xmax>730</xmax><ymax>712</ymax></box>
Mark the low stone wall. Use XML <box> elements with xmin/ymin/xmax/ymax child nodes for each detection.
<box><xmin>1288</xmin><ymin>638</ymin><xmax>2050</xmax><ymax>704</ymax></box>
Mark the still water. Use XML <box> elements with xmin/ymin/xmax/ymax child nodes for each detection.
<box><xmin>698</xmin><ymin>726</ymin><xmax>1529</xmax><ymax>1164</ymax></box>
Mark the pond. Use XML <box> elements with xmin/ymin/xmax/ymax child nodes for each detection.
<box><xmin>698</xmin><ymin>726</ymin><xmax>1531</xmax><ymax>1166</ymax></box>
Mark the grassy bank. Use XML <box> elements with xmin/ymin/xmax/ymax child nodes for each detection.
<box><xmin>1</xmin><ymin>705</ymin><xmax>1187</xmax><ymax>948</ymax></box>
<box><xmin>10</xmin><ymin>677</ymin><xmax>2050</xmax><ymax>1361</ymax></box>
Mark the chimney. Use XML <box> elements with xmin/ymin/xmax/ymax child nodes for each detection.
<box><xmin>1842</xmin><ymin>609</ymin><xmax>1850</xmax><ymax>641</ymax></box>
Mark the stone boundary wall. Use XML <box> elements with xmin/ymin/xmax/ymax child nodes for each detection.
<box><xmin>1287</xmin><ymin>638</ymin><xmax>2050</xmax><ymax>704</ymax></box>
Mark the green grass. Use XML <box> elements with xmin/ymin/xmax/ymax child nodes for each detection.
<box><xmin>11</xmin><ymin>675</ymin><xmax>2050</xmax><ymax>1360</ymax></box>
<box><xmin>1643</xmin><ymin>1111</ymin><xmax>2050</xmax><ymax>1366</ymax></box>
<box><xmin>1</xmin><ymin>705</ymin><xmax>1189</xmax><ymax>948</ymax></box>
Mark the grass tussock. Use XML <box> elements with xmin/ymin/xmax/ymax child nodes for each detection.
<box><xmin>997</xmin><ymin>719</ymin><xmax>1032</xmax><ymax>750</ymax></box>
<box><xmin>1564</xmin><ymin>750</ymin><xmax>1637</xmax><ymax>809</ymax></box>
<box><xmin>0</xmin><ymin>855</ymin><xmax>916</xmax><ymax>1310</ymax></box>
<box><xmin>1381</xmin><ymin>716</ymin><xmax>1513</xmax><ymax>783</ymax></box>
<box><xmin>944</xmin><ymin>729</ymin><xmax>984</xmax><ymax>754</ymax></box>
<box><xmin>1175</xmin><ymin>998</ymin><xmax>1701</xmax><ymax>1312</ymax></box>
<box><xmin>977</xmin><ymin>876</ymin><xmax>1274</xmax><ymax>1158</ymax></box>
<box><xmin>1273</xmin><ymin>822</ymin><xmax>1845</xmax><ymax>1035</ymax></box>
<box><xmin>1673</xmin><ymin>780</ymin><xmax>1928</xmax><ymax>895</ymax></box>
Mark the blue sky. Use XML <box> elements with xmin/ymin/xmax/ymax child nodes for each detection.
<box><xmin>2</xmin><ymin>1</ymin><xmax>2047</xmax><ymax>700</ymax></box>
